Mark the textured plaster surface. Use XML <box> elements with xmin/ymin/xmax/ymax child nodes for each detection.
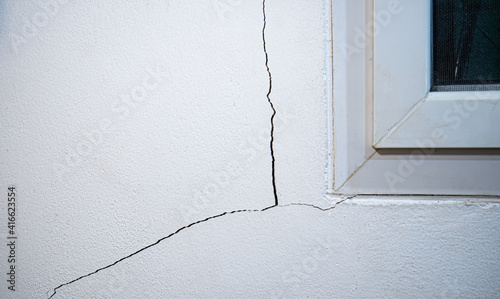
<box><xmin>0</xmin><ymin>0</ymin><xmax>499</xmax><ymax>298</ymax></box>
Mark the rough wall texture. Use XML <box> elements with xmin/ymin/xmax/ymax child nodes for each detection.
<box><xmin>0</xmin><ymin>0</ymin><xmax>499</xmax><ymax>298</ymax></box>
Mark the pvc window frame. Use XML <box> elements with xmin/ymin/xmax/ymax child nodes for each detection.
<box><xmin>331</xmin><ymin>0</ymin><xmax>500</xmax><ymax>196</ymax></box>
<box><xmin>373</xmin><ymin>0</ymin><xmax>500</xmax><ymax>148</ymax></box>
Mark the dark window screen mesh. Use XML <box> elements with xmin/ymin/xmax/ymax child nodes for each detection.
<box><xmin>432</xmin><ymin>0</ymin><xmax>500</xmax><ymax>91</ymax></box>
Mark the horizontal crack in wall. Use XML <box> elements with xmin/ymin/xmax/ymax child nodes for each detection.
<box><xmin>48</xmin><ymin>201</ymin><xmax>348</xmax><ymax>298</ymax></box>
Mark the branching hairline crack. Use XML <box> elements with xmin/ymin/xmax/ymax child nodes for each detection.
<box><xmin>281</xmin><ymin>198</ymin><xmax>349</xmax><ymax>211</ymax></box>
<box><xmin>50</xmin><ymin>2</ymin><xmax>280</xmax><ymax>297</ymax></box>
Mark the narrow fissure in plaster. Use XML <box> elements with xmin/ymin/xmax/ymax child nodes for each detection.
<box><xmin>262</xmin><ymin>0</ymin><xmax>279</xmax><ymax>207</ymax></box>
<box><xmin>47</xmin><ymin>208</ymin><xmax>274</xmax><ymax>298</ymax></box>
<box><xmin>281</xmin><ymin>199</ymin><xmax>348</xmax><ymax>211</ymax></box>
<box><xmin>48</xmin><ymin>2</ymin><xmax>278</xmax><ymax>298</ymax></box>
<box><xmin>48</xmin><ymin>1</ymin><xmax>345</xmax><ymax>297</ymax></box>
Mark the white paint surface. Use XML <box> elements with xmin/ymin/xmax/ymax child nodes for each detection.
<box><xmin>0</xmin><ymin>1</ymin><xmax>499</xmax><ymax>298</ymax></box>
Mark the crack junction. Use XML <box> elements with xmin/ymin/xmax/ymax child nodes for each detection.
<box><xmin>49</xmin><ymin>2</ymin><xmax>282</xmax><ymax>297</ymax></box>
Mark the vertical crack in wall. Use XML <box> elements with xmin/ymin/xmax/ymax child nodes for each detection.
<box><xmin>48</xmin><ymin>2</ymin><xmax>278</xmax><ymax>298</ymax></box>
<box><xmin>46</xmin><ymin>2</ymin><xmax>347</xmax><ymax>297</ymax></box>
<box><xmin>262</xmin><ymin>0</ymin><xmax>279</xmax><ymax>206</ymax></box>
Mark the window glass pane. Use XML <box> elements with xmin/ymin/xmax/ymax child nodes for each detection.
<box><xmin>433</xmin><ymin>0</ymin><xmax>500</xmax><ymax>90</ymax></box>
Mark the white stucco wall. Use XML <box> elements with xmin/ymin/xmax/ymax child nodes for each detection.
<box><xmin>0</xmin><ymin>0</ymin><xmax>499</xmax><ymax>298</ymax></box>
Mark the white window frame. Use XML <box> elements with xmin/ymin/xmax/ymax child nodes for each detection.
<box><xmin>373</xmin><ymin>0</ymin><xmax>500</xmax><ymax>148</ymax></box>
<box><xmin>331</xmin><ymin>0</ymin><xmax>500</xmax><ymax>195</ymax></box>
